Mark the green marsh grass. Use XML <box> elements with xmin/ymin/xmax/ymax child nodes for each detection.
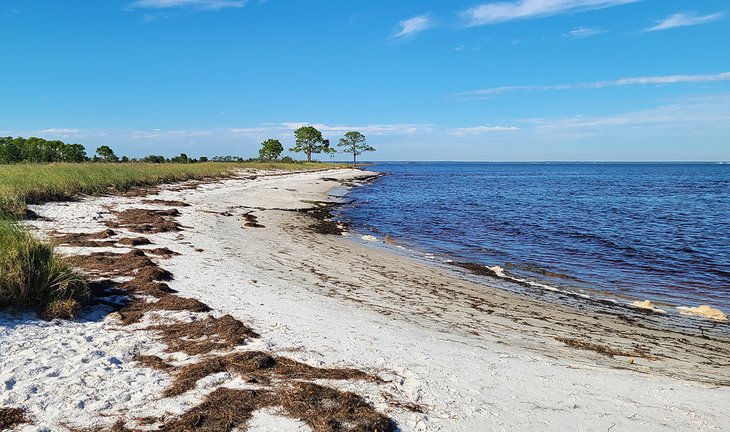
<box><xmin>0</xmin><ymin>161</ymin><xmax>334</xmax><ymax>316</ymax></box>
<box><xmin>0</xmin><ymin>162</ymin><xmax>333</xmax><ymax>215</ymax></box>
<box><xmin>0</xmin><ymin>218</ymin><xmax>88</xmax><ymax>318</ymax></box>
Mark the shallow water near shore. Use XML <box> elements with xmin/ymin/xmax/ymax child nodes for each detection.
<box><xmin>338</xmin><ymin>162</ymin><xmax>730</xmax><ymax>311</ymax></box>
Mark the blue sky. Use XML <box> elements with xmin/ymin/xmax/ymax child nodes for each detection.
<box><xmin>1</xmin><ymin>0</ymin><xmax>729</xmax><ymax>161</ymax></box>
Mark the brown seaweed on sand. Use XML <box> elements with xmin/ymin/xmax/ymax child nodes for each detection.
<box><xmin>159</xmin><ymin>351</ymin><xmax>377</xmax><ymax>397</ymax></box>
<box><xmin>142</xmin><ymin>199</ymin><xmax>191</xmax><ymax>207</ymax></box>
<box><xmin>118</xmin><ymin>295</ymin><xmax>210</xmax><ymax>325</ymax></box>
<box><xmin>147</xmin><ymin>314</ymin><xmax>259</xmax><ymax>355</ymax></box>
<box><xmin>53</xmin><ymin>229</ymin><xmax>118</xmax><ymax>247</ymax></box>
<box><xmin>555</xmin><ymin>337</ymin><xmax>657</xmax><ymax>360</ymax></box>
<box><xmin>0</xmin><ymin>408</ymin><xmax>30</xmax><ymax>430</ymax></box>
<box><xmin>104</xmin><ymin>208</ymin><xmax>181</xmax><ymax>234</ymax></box>
<box><xmin>154</xmin><ymin>383</ymin><xmax>394</xmax><ymax>432</ymax></box>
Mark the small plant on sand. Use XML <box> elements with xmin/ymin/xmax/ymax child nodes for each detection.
<box><xmin>0</xmin><ymin>218</ymin><xmax>88</xmax><ymax>318</ymax></box>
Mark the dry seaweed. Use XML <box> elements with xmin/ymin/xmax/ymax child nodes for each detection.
<box><xmin>53</xmin><ymin>229</ymin><xmax>118</xmax><ymax>247</ymax></box>
<box><xmin>157</xmin><ymin>388</ymin><xmax>275</xmax><ymax>432</ymax></box>
<box><xmin>117</xmin><ymin>237</ymin><xmax>152</xmax><ymax>247</ymax></box>
<box><xmin>74</xmin><ymin>249</ymin><xmax>156</xmax><ymax>277</ymax></box>
<box><xmin>118</xmin><ymin>295</ymin><xmax>210</xmax><ymax>325</ymax></box>
<box><xmin>279</xmin><ymin>382</ymin><xmax>395</xmax><ymax>432</ymax></box>
<box><xmin>133</xmin><ymin>355</ymin><xmax>173</xmax><ymax>371</ymax></box>
<box><xmin>145</xmin><ymin>247</ymin><xmax>180</xmax><ymax>258</ymax></box>
<box><xmin>104</xmin><ymin>208</ymin><xmax>181</xmax><ymax>234</ymax></box>
<box><xmin>142</xmin><ymin>199</ymin><xmax>191</xmax><ymax>207</ymax></box>
<box><xmin>163</xmin><ymin>351</ymin><xmax>376</xmax><ymax>397</ymax></box>
<box><xmin>148</xmin><ymin>314</ymin><xmax>259</xmax><ymax>356</ymax></box>
<box><xmin>555</xmin><ymin>337</ymin><xmax>657</xmax><ymax>360</ymax></box>
<box><xmin>155</xmin><ymin>383</ymin><xmax>394</xmax><ymax>432</ymax></box>
<box><xmin>243</xmin><ymin>212</ymin><xmax>265</xmax><ymax>228</ymax></box>
<box><xmin>0</xmin><ymin>408</ymin><xmax>30</xmax><ymax>430</ymax></box>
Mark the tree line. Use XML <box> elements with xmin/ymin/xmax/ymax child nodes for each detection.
<box><xmin>1</xmin><ymin>126</ymin><xmax>375</xmax><ymax>165</ymax></box>
<box><xmin>261</xmin><ymin>126</ymin><xmax>375</xmax><ymax>166</ymax></box>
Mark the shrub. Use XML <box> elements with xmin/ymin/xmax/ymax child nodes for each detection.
<box><xmin>0</xmin><ymin>218</ymin><xmax>88</xmax><ymax>317</ymax></box>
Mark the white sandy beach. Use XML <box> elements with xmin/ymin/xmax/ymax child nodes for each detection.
<box><xmin>2</xmin><ymin>168</ymin><xmax>729</xmax><ymax>431</ymax></box>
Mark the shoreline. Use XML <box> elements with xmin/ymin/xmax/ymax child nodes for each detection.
<box><xmin>2</xmin><ymin>168</ymin><xmax>729</xmax><ymax>431</ymax></box>
<box><xmin>334</xmin><ymin>172</ymin><xmax>730</xmax><ymax>331</ymax></box>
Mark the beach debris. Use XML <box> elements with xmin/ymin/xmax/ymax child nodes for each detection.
<box><xmin>242</xmin><ymin>212</ymin><xmax>265</xmax><ymax>228</ymax></box>
<box><xmin>277</xmin><ymin>382</ymin><xmax>395</xmax><ymax>432</ymax></box>
<box><xmin>555</xmin><ymin>337</ymin><xmax>657</xmax><ymax>360</ymax></box>
<box><xmin>156</xmin><ymin>383</ymin><xmax>395</xmax><ymax>432</ymax></box>
<box><xmin>0</xmin><ymin>407</ymin><xmax>30</xmax><ymax>430</ymax></box>
<box><xmin>448</xmin><ymin>262</ymin><xmax>500</xmax><ymax>277</ymax></box>
<box><xmin>118</xmin><ymin>295</ymin><xmax>211</xmax><ymax>325</ymax></box>
<box><xmin>159</xmin><ymin>351</ymin><xmax>378</xmax><ymax>397</ymax></box>
<box><xmin>147</xmin><ymin>314</ymin><xmax>258</xmax><ymax>355</ymax></box>
<box><xmin>145</xmin><ymin>247</ymin><xmax>180</xmax><ymax>257</ymax></box>
<box><xmin>362</xmin><ymin>235</ymin><xmax>377</xmax><ymax>241</ymax></box>
<box><xmin>677</xmin><ymin>305</ymin><xmax>728</xmax><ymax>322</ymax></box>
<box><xmin>306</xmin><ymin>205</ymin><xmax>347</xmax><ymax>235</ymax></box>
<box><xmin>74</xmin><ymin>249</ymin><xmax>157</xmax><ymax>276</ymax></box>
<box><xmin>141</xmin><ymin>199</ymin><xmax>190</xmax><ymax>207</ymax></box>
<box><xmin>133</xmin><ymin>355</ymin><xmax>173</xmax><ymax>371</ymax></box>
<box><xmin>117</xmin><ymin>237</ymin><xmax>152</xmax><ymax>247</ymax></box>
<box><xmin>104</xmin><ymin>208</ymin><xmax>182</xmax><ymax>234</ymax></box>
<box><xmin>52</xmin><ymin>229</ymin><xmax>118</xmax><ymax>248</ymax></box>
<box><xmin>631</xmin><ymin>300</ymin><xmax>667</xmax><ymax>314</ymax></box>
<box><xmin>488</xmin><ymin>265</ymin><xmax>506</xmax><ymax>277</ymax></box>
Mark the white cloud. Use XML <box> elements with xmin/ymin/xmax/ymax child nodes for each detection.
<box><xmin>645</xmin><ymin>12</ymin><xmax>725</xmax><ymax>32</ymax></box>
<box><xmin>530</xmin><ymin>93</ymin><xmax>730</xmax><ymax>132</ymax></box>
<box><xmin>393</xmin><ymin>15</ymin><xmax>432</xmax><ymax>39</ymax></box>
<box><xmin>37</xmin><ymin>128</ymin><xmax>81</xmax><ymax>134</ymax></box>
<box><xmin>129</xmin><ymin>0</ymin><xmax>245</xmax><ymax>10</ymax></box>
<box><xmin>458</xmin><ymin>72</ymin><xmax>730</xmax><ymax>97</ymax></box>
<box><xmin>271</xmin><ymin>123</ymin><xmax>434</xmax><ymax>136</ymax></box>
<box><xmin>565</xmin><ymin>27</ymin><xmax>605</xmax><ymax>38</ymax></box>
<box><xmin>450</xmin><ymin>125</ymin><xmax>520</xmax><ymax>135</ymax></box>
<box><xmin>462</xmin><ymin>0</ymin><xmax>640</xmax><ymax>26</ymax></box>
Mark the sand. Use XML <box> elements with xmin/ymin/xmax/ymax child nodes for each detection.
<box><xmin>1</xmin><ymin>168</ymin><xmax>729</xmax><ymax>431</ymax></box>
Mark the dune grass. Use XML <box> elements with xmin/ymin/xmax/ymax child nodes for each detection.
<box><xmin>0</xmin><ymin>161</ymin><xmax>334</xmax><ymax>316</ymax></box>
<box><xmin>0</xmin><ymin>162</ymin><xmax>334</xmax><ymax>215</ymax></box>
<box><xmin>0</xmin><ymin>218</ymin><xmax>88</xmax><ymax>318</ymax></box>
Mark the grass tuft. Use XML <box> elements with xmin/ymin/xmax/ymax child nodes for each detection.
<box><xmin>0</xmin><ymin>218</ymin><xmax>88</xmax><ymax>316</ymax></box>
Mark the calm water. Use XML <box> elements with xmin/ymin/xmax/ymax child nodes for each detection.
<box><xmin>338</xmin><ymin>163</ymin><xmax>730</xmax><ymax>310</ymax></box>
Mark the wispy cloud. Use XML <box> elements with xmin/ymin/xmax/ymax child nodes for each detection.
<box><xmin>37</xmin><ymin>128</ymin><xmax>81</xmax><ymax>135</ymax></box>
<box><xmin>461</xmin><ymin>0</ymin><xmax>641</xmax><ymax>26</ymax></box>
<box><xmin>457</xmin><ymin>72</ymin><xmax>730</xmax><ymax>97</ymax></box>
<box><xmin>393</xmin><ymin>15</ymin><xmax>433</xmax><ymax>39</ymax></box>
<box><xmin>449</xmin><ymin>125</ymin><xmax>519</xmax><ymax>135</ymax></box>
<box><xmin>564</xmin><ymin>27</ymin><xmax>605</xmax><ymax>38</ymax></box>
<box><xmin>272</xmin><ymin>122</ymin><xmax>433</xmax><ymax>135</ymax></box>
<box><xmin>645</xmin><ymin>12</ymin><xmax>725</xmax><ymax>32</ymax></box>
<box><xmin>129</xmin><ymin>0</ymin><xmax>245</xmax><ymax>10</ymax></box>
<box><xmin>530</xmin><ymin>93</ymin><xmax>730</xmax><ymax>132</ymax></box>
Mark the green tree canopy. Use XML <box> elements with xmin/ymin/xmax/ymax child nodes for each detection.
<box><xmin>290</xmin><ymin>126</ymin><xmax>329</xmax><ymax>162</ymax></box>
<box><xmin>259</xmin><ymin>139</ymin><xmax>284</xmax><ymax>161</ymax></box>
<box><xmin>95</xmin><ymin>145</ymin><xmax>119</xmax><ymax>162</ymax></box>
<box><xmin>0</xmin><ymin>136</ymin><xmax>87</xmax><ymax>164</ymax></box>
<box><xmin>337</xmin><ymin>131</ymin><xmax>374</xmax><ymax>167</ymax></box>
<box><xmin>170</xmin><ymin>153</ymin><xmax>190</xmax><ymax>163</ymax></box>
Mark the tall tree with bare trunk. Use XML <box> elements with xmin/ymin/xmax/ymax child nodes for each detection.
<box><xmin>338</xmin><ymin>131</ymin><xmax>374</xmax><ymax>167</ymax></box>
